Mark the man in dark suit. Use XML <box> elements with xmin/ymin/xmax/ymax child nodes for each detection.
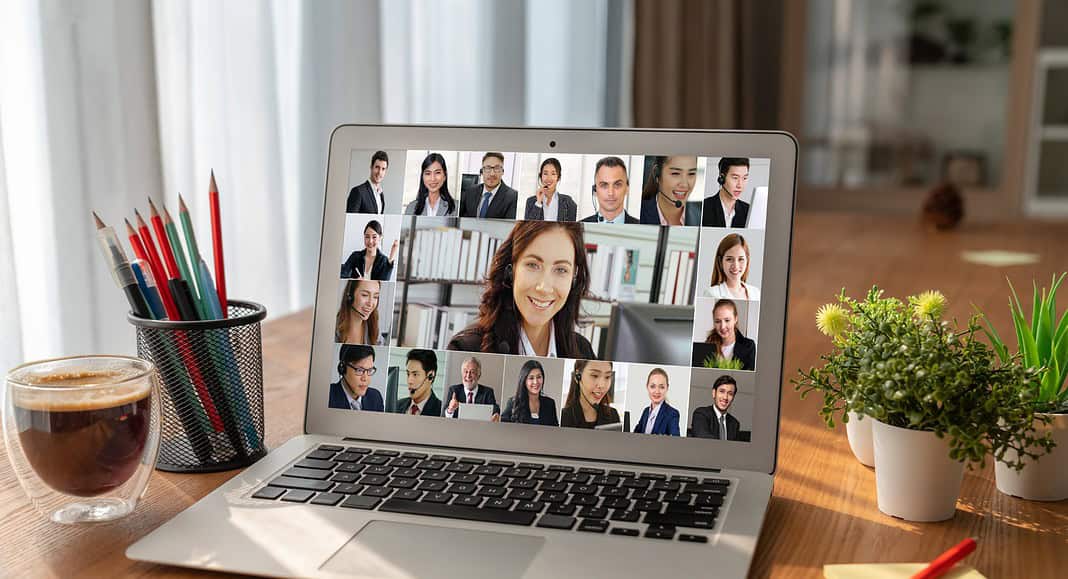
<box><xmin>702</xmin><ymin>157</ymin><xmax>750</xmax><ymax>227</ymax></box>
<box><xmin>460</xmin><ymin>152</ymin><xmax>518</xmax><ymax>219</ymax></box>
<box><xmin>395</xmin><ymin>349</ymin><xmax>442</xmax><ymax>416</ymax></box>
<box><xmin>581</xmin><ymin>156</ymin><xmax>639</xmax><ymax>223</ymax></box>
<box><xmin>328</xmin><ymin>344</ymin><xmax>384</xmax><ymax>411</ymax></box>
<box><xmin>346</xmin><ymin>151</ymin><xmax>390</xmax><ymax>214</ymax></box>
<box><xmin>691</xmin><ymin>375</ymin><xmax>743</xmax><ymax>440</ymax></box>
<box><xmin>444</xmin><ymin>357</ymin><xmax>500</xmax><ymax>421</ymax></box>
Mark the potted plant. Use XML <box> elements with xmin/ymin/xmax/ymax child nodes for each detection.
<box><xmin>980</xmin><ymin>273</ymin><xmax>1068</xmax><ymax>501</ymax></box>
<box><xmin>795</xmin><ymin>287</ymin><xmax>1054</xmax><ymax>521</ymax></box>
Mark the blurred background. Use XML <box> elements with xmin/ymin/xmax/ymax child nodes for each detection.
<box><xmin>1</xmin><ymin>0</ymin><xmax>1065</xmax><ymax>372</ymax></box>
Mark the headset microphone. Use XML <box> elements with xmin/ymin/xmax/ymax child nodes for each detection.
<box><xmin>659</xmin><ymin>190</ymin><xmax>683</xmax><ymax>209</ymax></box>
<box><xmin>591</xmin><ymin>184</ymin><xmax>603</xmax><ymax>221</ymax></box>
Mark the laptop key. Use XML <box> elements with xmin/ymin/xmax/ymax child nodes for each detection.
<box><xmin>393</xmin><ymin>468</ymin><xmax>421</xmax><ymax>479</ymax></box>
<box><xmin>448</xmin><ymin>483</ymin><xmax>477</xmax><ymax>495</ymax></box>
<box><xmin>652</xmin><ymin>481</ymin><xmax>681</xmax><ymax>492</ymax></box>
<box><xmin>485</xmin><ymin>498</ymin><xmax>514</xmax><ymax>510</ymax></box>
<box><xmin>285</xmin><ymin>467</ymin><xmax>333</xmax><ymax>481</ymax></box>
<box><xmin>336</xmin><ymin>463</ymin><xmax>366</xmax><ymax>474</ymax></box>
<box><xmin>578</xmin><ymin>507</ymin><xmax>608</xmax><ymax>519</ymax></box>
<box><xmin>378</xmin><ymin>498</ymin><xmax>536</xmax><ymax>526</ymax></box>
<box><xmin>363</xmin><ymin>487</ymin><xmax>393</xmax><ymax>498</ymax></box>
<box><xmin>541</xmin><ymin>492</ymin><xmax>567</xmax><ymax>504</ymax></box>
<box><xmin>532</xmin><ymin>471</ymin><xmax>560</xmax><ymax>481</ymax></box>
<box><xmin>445</xmin><ymin>463</ymin><xmax>474</xmax><ymax>474</ymax></box>
<box><xmin>394</xmin><ymin>489</ymin><xmax>422</xmax><ymax>501</ymax></box>
<box><xmin>421</xmin><ymin>471</ymin><xmax>450</xmax><ymax>481</ymax></box>
<box><xmin>631</xmin><ymin>490</ymin><xmax>660</xmax><ymax>500</ymax></box>
<box><xmin>311</xmin><ymin>492</ymin><xmax>344</xmax><ymax>506</ymax></box>
<box><xmin>635</xmin><ymin>500</ymin><xmax>661</xmax><ymax>512</ymax></box>
<box><xmin>508</xmin><ymin>479</ymin><xmax>539</xmax><ymax>490</ymax></box>
<box><xmin>562</xmin><ymin>473</ymin><xmax>590</xmax><ymax>484</ymax></box>
<box><xmin>252</xmin><ymin>486</ymin><xmax>286</xmax><ymax>500</ymax></box>
<box><xmin>373</xmin><ymin>449</ymin><xmax>400</xmax><ymax>457</ymax></box>
<box><xmin>667</xmin><ymin>505</ymin><xmax>719</xmax><ymax>516</ymax></box>
<box><xmin>546</xmin><ymin>504</ymin><xmax>576</xmax><ymax>516</ymax></box>
<box><xmin>507</xmin><ymin>489</ymin><xmax>537</xmax><ymax>501</ymax></box>
<box><xmin>547</xmin><ymin>465</ymin><xmax>574</xmax><ymax>473</ymax></box>
<box><xmin>572</xmin><ymin>485</ymin><xmax>597</xmax><ymax>495</ymax></box>
<box><xmin>609</xmin><ymin>470</ymin><xmax>636</xmax><ymax>478</ymax></box>
<box><xmin>473</xmin><ymin>465</ymin><xmax>503</xmax><ymax>476</ymax></box>
<box><xmin>458</xmin><ymin>457</ymin><xmax>485</xmax><ymax>465</ymax></box>
<box><xmin>281</xmin><ymin>490</ymin><xmax>315</xmax><ymax>503</ymax></box>
<box><xmin>318</xmin><ymin>444</ymin><xmax>343</xmax><ymax>452</ymax></box>
<box><xmin>422</xmin><ymin>492</ymin><xmax>454</xmax><ymax>504</ymax></box>
<box><xmin>695</xmin><ymin>494</ymin><xmax>725</xmax><ymax>507</ymax></box>
<box><xmin>361</xmin><ymin>455</ymin><xmax>390</xmax><ymax>466</ymax></box>
<box><xmin>639</xmin><ymin>472</ymin><xmax>667</xmax><ymax>481</ymax></box>
<box><xmin>270</xmin><ymin>476</ymin><xmax>334</xmax><ymax>492</ymax></box>
<box><xmin>645</xmin><ymin>528</ymin><xmax>675</xmax><ymax>540</ymax></box>
<box><xmin>344</xmin><ymin>446</ymin><xmax>372</xmax><ymax>454</ymax></box>
<box><xmin>600</xmin><ymin>487</ymin><xmax>629</xmax><ymax>498</ymax></box>
<box><xmin>294</xmin><ymin>458</ymin><xmax>336</xmax><ymax>470</ymax></box>
<box><xmin>449</xmin><ymin>473</ymin><xmax>478</xmax><ymax>484</ymax></box>
<box><xmin>578</xmin><ymin>519</ymin><xmax>609</xmax><ymax>533</ymax></box>
<box><xmin>402</xmin><ymin>452</ymin><xmax>428</xmax><ymax>459</ymax></box>
<box><xmin>610</xmin><ymin>528</ymin><xmax>639</xmax><ymax>537</ymax></box>
<box><xmin>488</xmin><ymin>460</ymin><xmax>514</xmax><ymax>467</ymax></box>
<box><xmin>359</xmin><ymin>474</ymin><xmax>389</xmax><ymax>486</ymax></box>
<box><xmin>518</xmin><ymin>462</ymin><xmax>544</xmax><ymax>470</ymax></box>
<box><xmin>481</xmin><ymin>476</ymin><xmax>508</xmax><ymax>487</ymax></box>
<box><xmin>603</xmin><ymin>498</ymin><xmax>632</xmax><ymax>510</ymax></box>
<box><xmin>670</xmin><ymin>475</ymin><xmax>698</xmax><ymax>483</ymax></box>
<box><xmin>340</xmin><ymin>495</ymin><xmax>380</xmax><ymax>510</ymax></box>
<box><xmin>643</xmin><ymin>512</ymin><xmax>716</xmax><ymax>529</ymax></box>
<box><xmin>333</xmin><ymin>483</ymin><xmax>364</xmax><ymax>495</ymax></box>
<box><xmin>578</xmin><ymin>467</ymin><xmax>604</xmax><ymax>475</ymax></box>
<box><xmin>703</xmin><ymin>477</ymin><xmax>730</xmax><ymax>486</ymax></box>
<box><xmin>501</xmin><ymin>468</ymin><xmax>531</xmax><ymax>478</ymax></box>
<box><xmin>330</xmin><ymin>472</ymin><xmax>360</xmax><ymax>484</ymax></box>
<box><xmin>536</xmin><ymin>514</ymin><xmax>576</xmax><ymax>530</ymax></box>
<box><xmin>418</xmin><ymin>481</ymin><xmax>448</xmax><ymax>492</ymax></box>
<box><xmin>610</xmin><ymin>510</ymin><xmax>640</xmax><ymax>523</ymax></box>
<box><xmin>389</xmin><ymin>458</ymin><xmax>418</xmax><ymax>468</ymax></box>
<box><xmin>514</xmin><ymin>501</ymin><xmax>546</xmax><ymax>513</ymax></box>
<box><xmin>389</xmin><ymin>478</ymin><xmax>418</xmax><ymax>489</ymax></box>
<box><xmin>431</xmin><ymin>454</ymin><xmax>457</xmax><ymax>462</ymax></box>
<box><xmin>477</xmin><ymin>486</ymin><xmax>506</xmax><ymax>498</ymax></box>
<box><xmin>363</xmin><ymin>466</ymin><xmax>394</xmax><ymax>476</ymax></box>
<box><xmin>622</xmin><ymin>478</ymin><xmax>651</xmax><ymax>490</ymax></box>
<box><xmin>540</xmin><ymin>481</ymin><xmax>568</xmax><ymax>493</ymax></box>
<box><xmin>665</xmin><ymin>492</ymin><xmax>695</xmax><ymax>504</ymax></box>
<box><xmin>417</xmin><ymin>460</ymin><xmax>447</xmax><ymax>471</ymax></box>
<box><xmin>306</xmin><ymin>450</ymin><xmax>336</xmax><ymax>460</ymax></box>
<box><xmin>568</xmin><ymin>495</ymin><xmax>598</xmax><ymax>506</ymax></box>
<box><xmin>591</xmin><ymin>476</ymin><xmax>620</xmax><ymax>486</ymax></box>
<box><xmin>333</xmin><ymin>452</ymin><xmax>364</xmax><ymax>463</ymax></box>
<box><xmin>679</xmin><ymin>534</ymin><xmax>709</xmax><ymax>544</ymax></box>
<box><xmin>453</xmin><ymin>495</ymin><xmax>483</xmax><ymax>507</ymax></box>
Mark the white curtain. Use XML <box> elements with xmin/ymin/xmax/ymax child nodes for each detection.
<box><xmin>0</xmin><ymin>0</ymin><xmax>629</xmax><ymax>373</ymax></box>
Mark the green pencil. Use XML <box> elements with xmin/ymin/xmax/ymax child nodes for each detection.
<box><xmin>162</xmin><ymin>205</ymin><xmax>208</xmax><ymax>320</ymax></box>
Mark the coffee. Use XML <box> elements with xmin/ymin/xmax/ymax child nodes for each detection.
<box><xmin>13</xmin><ymin>370</ymin><xmax>152</xmax><ymax>497</ymax></box>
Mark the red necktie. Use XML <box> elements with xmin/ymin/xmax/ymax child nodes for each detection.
<box><xmin>467</xmin><ymin>391</ymin><xmax>473</xmax><ymax>404</ymax></box>
<box><xmin>410</xmin><ymin>403</ymin><xmax>419</xmax><ymax>415</ymax></box>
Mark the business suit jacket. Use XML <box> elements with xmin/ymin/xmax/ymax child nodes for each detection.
<box><xmin>633</xmin><ymin>402</ymin><xmax>681</xmax><ymax>436</ymax></box>
<box><xmin>460</xmin><ymin>182</ymin><xmax>518</xmax><ymax>219</ymax></box>
<box><xmin>501</xmin><ymin>395</ymin><xmax>559</xmax><ymax>426</ymax></box>
<box><xmin>638</xmin><ymin>197</ymin><xmax>702</xmax><ymax>226</ymax></box>
<box><xmin>340</xmin><ymin>249</ymin><xmax>394</xmax><ymax>281</ymax></box>
<box><xmin>523</xmin><ymin>193</ymin><xmax>577</xmax><ymax>222</ymax></box>
<box><xmin>691</xmin><ymin>331</ymin><xmax>756</xmax><ymax>370</ymax></box>
<box><xmin>702</xmin><ymin>195</ymin><xmax>750</xmax><ymax>227</ymax></box>
<box><xmin>690</xmin><ymin>405</ymin><xmax>741</xmax><ymax>440</ymax></box>
<box><xmin>580</xmin><ymin>211</ymin><xmax>639</xmax><ymax>224</ymax></box>
<box><xmin>444</xmin><ymin>383</ymin><xmax>500</xmax><ymax>418</ymax></box>
<box><xmin>560</xmin><ymin>403</ymin><xmax>620</xmax><ymax>429</ymax></box>
<box><xmin>346</xmin><ymin>181</ymin><xmax>385</xmax><ymax>214</ymax></box>
<box><xmin>447</xmin><ymin>325</ymin><xmax>596</xmax><ymax>360</ymax></box>
<box><xmin>404</xmin><ymin>196</ymin><xmax>455</xmax><ymax>216</ymax></box>
<box><xmin>395</xmin><ymin>391</ymin><xmax>442</xmax><ymax>416</ymax></box>
<box><xmin>328</xmin><ymin>382</ymin><xmax>384</xmax><ymax>411</ymax></box>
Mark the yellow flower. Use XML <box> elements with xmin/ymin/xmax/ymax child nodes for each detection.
<box><xmin>913</xmin><ymin>290</ymin><xmax>947</xmax><ymax>319</ymax></box>
<box><xmin>816</xmin><ymin>303</ymin><xmax>849</xmax><ymax>337</ymax></box>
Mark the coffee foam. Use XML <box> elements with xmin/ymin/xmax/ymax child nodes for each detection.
<box><xmin>11</xmin><ymin>370</ymin><xmax>152</xmax><ymax>412</ymax></box>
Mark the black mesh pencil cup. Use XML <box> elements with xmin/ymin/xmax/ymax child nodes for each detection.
<box><xmin>129</xmin><ymin>300</ymin><xmax>268</xmax><ymax>473</ymax></box>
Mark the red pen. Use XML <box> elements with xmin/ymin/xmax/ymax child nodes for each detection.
<box><xmin>911</xmin><ymin>538</ymin><xmax>977</xmax><ymax>579</ymax></box>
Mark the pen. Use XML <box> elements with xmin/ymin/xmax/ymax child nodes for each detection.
<box><xmin>126</xmin><ymin>218</ymin><xmax>179</xmax><ymax>320</ymax></box>
<box><xmin>209</xmin><ymin>171</ymin><xmax>227</xmax><ymax>317</ymax></box>
<box><xmin>132</xmin><ymin>260</ymin><xmax>165</xmax><ymax>320</ymax></box>
<box><xmin>92</xmin><ymin>212</ymin><xmax>152</xmax><ymax>319</ymax></box>
<box><xmin>911</xmin><ymin>538</ymin><xmax>977</xmax><ymax>579</ymax></box>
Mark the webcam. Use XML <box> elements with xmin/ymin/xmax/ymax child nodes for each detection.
<box><xmin>549</xmin><ymin>140</ymin><xmax>556</xmax><ymax>148</ymax></box>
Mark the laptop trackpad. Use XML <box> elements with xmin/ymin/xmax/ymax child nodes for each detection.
<box><xmin>320</xmin><ymin>520</ymin><xmax>544</xmax><ymax>578</ymax></box>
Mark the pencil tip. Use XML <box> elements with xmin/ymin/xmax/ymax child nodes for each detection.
<box><xmin>133</xmin><ymin>208</ymin><xmax>146</xmax><ymax>226</ymax></box>
<box><xmin>92</xmin><ymin>211</ymin><xmax>106</xmax><ymax>229</ymax></box>
<box><xmin>124</xmin><ymin>218</ymin><xmax>136</xmax><ymax>235</ymax></box>
<box><xmin>162</xmin><ymin>206</ymin><xmax>174</xmax><ymax>223</ymax></box>
<box><xmin>147</xmin><ymin>197</ymin><xmax>159</xmax><ymax>216</ymax></box>
<box><xmin>178</xmin><ymin>194</ymin><xmax>188</xmax><ymax>212</ymax></box>
<box><xmin>209</xmin><ymin>171</ymin><xmax>218</xmax><ymax>193</ymax></box>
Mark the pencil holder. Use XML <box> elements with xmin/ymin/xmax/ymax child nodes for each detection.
<box><xmin>129</xmin><ymin>300</ymin><xmax>268</xmax><ymax>473</ymax></box>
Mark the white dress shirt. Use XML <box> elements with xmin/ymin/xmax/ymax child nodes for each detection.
<box><xmin>536</xmin><ymin>190</ymin><xmax>560</xmax><ymax>221</ymax></box>
<box><xmin>643</xmin><ymin>402</ymin><xmax>662</xmax><ymax>434</ymax></box>
<box><xmin>519</xmin><ymin>323</ymin><xmax>557</xmax><ymax>357</ymax></box>
<box><xmin>370</xmin><ymin>181</ymin><xmax>385</xmax><ymax>214</ymax></box>
<box><xmin>705</xmin><ymin>282</ymin><xmax>761</xmax><ymax>301</ymax></box>
<box><xmin>720</xmin><ymin>196</ymin><xmax>736</xmax><ymax>226</ymax></box>
<box><xmin>720</xmin><ymin>341</ymin><xmax>735</xmax><ymax>360</ymax></box>
<box><xmin>423</xmin><ymin>195</ymin><xmax>441</xmax><ymax>216</ymax></box>
<box><xmin>342</xmin><ymin>385</ymin><xmax>362</xmax><ymax>411</ymax></box>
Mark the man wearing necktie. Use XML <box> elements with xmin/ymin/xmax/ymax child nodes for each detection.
<box><xmin>690</xmin><ymin>375</ymin><xmax>742</xmax><ymax>440</ymax></box>
<box><xmin>444</xmin><ymin>357</ymin><xmax>500</xmax><ymax>421</ymax></box>
<box><xmin>395</xmin><ymin>349</ymin><xmax>442</xmax><ymax>416</ymax></box>
<box><xmin>460</xmin><ymin>152</ymin><xmax>518</xmax><ymax>219</ymax></box>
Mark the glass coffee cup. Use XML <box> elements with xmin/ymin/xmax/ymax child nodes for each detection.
<box><xmin>3</xmin><ymin>355</ymin><xmax>161</xmax><ymax>524</ymax></box>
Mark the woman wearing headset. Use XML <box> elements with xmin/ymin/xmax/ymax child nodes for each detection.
<box><xmin>560</xmin><ymin>359</ymin><xmax>620</xmax><ymax>429</ymax></box>
<box><xmin>447</xmin><ymin>221</ymin><xmax>595</xmax><ymax>359</ymax></box>
<box><xmin>639</xmin><ymin>155</ymin><xmax>702</xmax><ymax>226</ymax></box>
<box><xmin>704</xmin><ymin>233</ymin><xmax>760</xmax><ymax>300</ymax></box>
<box><xmin>500</xmin><ymin>359</ymin><xmax>559</xmax><ymax>426</ymax></box>
<box><xmin>523</xmin><ymin>157</ymin><xmax>577</xmax><ymax>221</ymax></box>
<box><xmin>692</xmin><ymin>299</ymin><xmax>756</xmax><ymax>370</ymax></box>
<box><xmin>404</xmin><ymin>152</ymin><xmax>457</xmax><ymax>216</ymax></box>
<box><xmin>340</xmin><ymin>219</ymin><xmax>398</xmax><ymax>280</ymax></box>
<box><xmin>335</xmin><ymin>279</ymin><xmax>384</xmax><ymax>345</ymax></box>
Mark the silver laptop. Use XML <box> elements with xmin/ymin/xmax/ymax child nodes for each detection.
<box><xmin>128</xmin><ymin>125</ymin><xmax>797</xmax><ymax>578</ymax></box>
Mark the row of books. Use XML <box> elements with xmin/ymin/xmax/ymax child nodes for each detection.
<box><xmin>659</xmin><ymin>250</ymin><xmax>697</xmax><ymax>306</ymax></box>
<box><xmin>401</xmin><ymin>305</ymin><xmax>474</xmax><ymax>349</ymax></box>
<box><xmin>408</xmin><ymin>228</ymin><xmax>502</xmax><ymax>282</ymax></box>
<box><xmin>584</xmin><ymin>244</ymin><xmax>639</xmax><ymax>302</ymax></box>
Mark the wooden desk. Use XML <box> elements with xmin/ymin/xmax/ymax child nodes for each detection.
<box><xmin>2</xmin><ymin>213</ymin><xmax>1066</xmax><ymax>577</ymax></box>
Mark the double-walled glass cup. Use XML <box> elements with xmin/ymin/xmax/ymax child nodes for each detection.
<box><xmin>3</xmin><ymin>355</ymin><xmax>161</xmax><ymax>524</ymax></box>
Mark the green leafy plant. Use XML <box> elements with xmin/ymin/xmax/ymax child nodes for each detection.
<box><xmin>978</xmin><ymin>273</ymin><xmax>1068</xmax><ymax>413</ymax></box>
<box><xmin>703</xmin><ymin>355</ymin><xmax>743</xmax><ymax>370</ymax></box>
<box><xmin>794</xmin><ymin>286</ymin><xmax>1054</xmax><ymax>470</ymax></box>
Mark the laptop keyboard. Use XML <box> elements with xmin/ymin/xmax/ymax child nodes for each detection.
<box><xmin>251</xmin><ymin>444</ymin><xmax>729</xmax><ymax>543</ymax></box>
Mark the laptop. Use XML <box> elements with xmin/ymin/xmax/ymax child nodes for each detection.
<box><xmin>128</xmin><ymin>125</ymin><xmax>797</xmax><ymax>578</ymax></box>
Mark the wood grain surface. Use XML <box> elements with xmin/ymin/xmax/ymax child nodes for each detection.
<box><xmin>2</xmin><ymin>212</ymin><xmax>1066</xmax><ymax>578</ymax></box>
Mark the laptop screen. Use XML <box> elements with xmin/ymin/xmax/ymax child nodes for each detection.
<box><xmin>327</xmin><ymin>148</ymin><xmax>769</xmax><ymax>446</ymax></box>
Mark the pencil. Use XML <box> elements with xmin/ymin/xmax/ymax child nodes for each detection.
<box><xmin>126</xmin><ymin>218</ymin><xmax>179</xmax><ymax>320</ymax></box>
<box><xmin>162</xmin><ymin>205</ymin><xmax>207</xmax><ymax>320</ymax></box>
<box><xmin>147</xmin><ymin>198</ymin><xmax>182</xmax><ymax>282</ymax></box>
<box><xmin>178</xmin><ymin>194</ymin><xmax>219</xmax><ymax>319</ymax></box>
<box><xmin>134</xmin><ymin>209</ymin><xmax>174</xmax><ymax>308</ymax></box>
<box><xmin>209</xmin><ymin>171</ymin><xmax>227</xmax><ymax>317</ymax></box>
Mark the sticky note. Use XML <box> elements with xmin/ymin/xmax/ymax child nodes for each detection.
<box><xmin>824</xmin><ymin>563</ymin><xmax>985</xmax><ymax>579</ymax></box>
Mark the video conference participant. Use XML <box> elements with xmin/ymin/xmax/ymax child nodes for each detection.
<box><xmin>328</xmin><ymin>345</ymin><xmax>384</xmax><ymax>411</ymax></box>
<box><xmin>581</xmin><ymin>156</ymin><xmax>639</xmax><ymax>224</ymax></box>
<box><xmin>704</xmin><ymin>233</ymin><xmax>760</xmax><ymax>300</ymax></box>
<box><xmin>524</xmin><ymin>157</ymin><xmax>577</xmax><ymax>222</ymax></box>
<box><xmin>444</xmin><ymin>357</ymin><xmax>500</xmax><ymax>421</ymax></box>
<box><xmin>340</xmin><ymin>220</ymin><xmax>398</xmax><ymax>280</ymax></box>
<box><xmin>691</xmin><ymin>375</ymin><xmax>743</xmax><ymax>440</ymax></box>
<box><xmin>346</xmin><ymin>150</ymin><xmax>389</xmax><ymax>214</ymax></box>
<box><xmin>501</xmin><ymin>360</ymin><xmax>559</xmax><ymax>426</ymax></box>
<box><xmin>404</xmin><ymin>152</ymin><xmax>457</xmax><ymax>216</ymax></box>
<box><xmin>632</xmin><ymin>367</ymin><xmax>680</xmax><ymax>436</ymax></box>
<box><xmin>447</xmin><ymin>221</ymin><xmax>595</xmax><ymax>359</ymax></box>
<box><xmin>395</xmin><ymin>349</ymin><xmax>443</xmax><ymax>416</ymax></box>
<box><xmin>561</xmin><ymin>360</ymin><xmax>621</xmax><ymax>429</ymax></box>
<box><xmin>335</xmin><ymin>280</ymin><xmax>383</xmax><ymax>345</ymax></box>
<box><xmin>691</xmin><ymin>299</ymin><xmax>756</xmax><ymax>370</ymax></box>
<box><xmin>702</xmin><ymin>157</ymin><xmax>750</xmax><ymax>227</ymax></box>
<box><xmin>460</xmin><ymin>152</ymin><xmax>518</xmax><ymax>219</ymax></box>
<box><xmin>639</xmin><ymin>155</ymin><xmax>701</xmax><ymax>226</ymax></box>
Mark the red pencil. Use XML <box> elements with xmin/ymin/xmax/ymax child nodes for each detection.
<box><xmin>147</xmin><ymin>197</ymin><xmax>181</xmax><ymax>281</ymax></box>
<box><xmin>125</xmin><ymin>218</ymin><xmax>180</xmax><ymax>320</ymax></box>
<box><xmin>134</xmin><ymin>210</ymin><xmax>176</xmax><ymax>313</ymax></box>
<box><xmin>209</xmin><ymin>171</ymin><xmax>227</xmax><ymax>318</ymax></box>
<box><xmin>911</xmin><ymin>538</ymin><xmax>977</xmax><ymax>579</ymax></box>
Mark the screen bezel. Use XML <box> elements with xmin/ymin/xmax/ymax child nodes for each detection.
<box><xmin>305</xmin><ymin>124</ymin><xmax>796</xmax><ymax>475</ymax></box>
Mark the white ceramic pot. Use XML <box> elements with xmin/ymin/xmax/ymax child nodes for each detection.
<box><xmin>872</xmin><ymin>418</ymin><xmax>965</xmax><ymax>521</ymax></box>
<box><xmin>995</xmin><ymin>412</ymin><xmax>1068</xmax><ymax>501</ymax></box>
<box><xmin>845</xmin><ymin>411</ymin><xmax>875</xmax><ymax>467</ymax></box>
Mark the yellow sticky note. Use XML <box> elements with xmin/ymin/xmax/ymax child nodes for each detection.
<box><xmin>824</xmin><ymin>563</ymin><xmax>985</xmax><ymax>579</ymax></box>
